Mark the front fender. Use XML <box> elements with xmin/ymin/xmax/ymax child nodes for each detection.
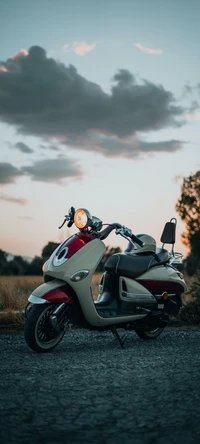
<box><xmin>28</xmin><ymin>279</ymin><xmax>74</xmax><ymax>304</ymax></box>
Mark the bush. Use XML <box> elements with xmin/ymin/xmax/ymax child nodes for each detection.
<box><xmin>179</xmin><ymin>270</ymin><xmax>200</xmax><ymax>324</ymax></box>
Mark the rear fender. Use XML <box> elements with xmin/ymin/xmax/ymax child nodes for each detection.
<box><xmin>28</xmin><ymin>279</ymin><xmax>74</xmax><ymax>305</ymax></box>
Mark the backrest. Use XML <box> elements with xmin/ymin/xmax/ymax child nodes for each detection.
<box><xmin>160</xmin><ymin>218</ymin><xmax>177</xmax><ymax>245</ymax></box>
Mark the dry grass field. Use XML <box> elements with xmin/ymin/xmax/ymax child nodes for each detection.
<box><xmin>0</xmin><ymin>273</ymin><xmax>103</xmax><ymax>312</ymax></box>
<box><xmin>0</xmin><ymin>272</ymin><xmax>193</xmax><ymax>331</ymax></box>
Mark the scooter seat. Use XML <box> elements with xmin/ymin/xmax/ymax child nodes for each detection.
<box><xmin>104</xmin><ymin>249</ymin><xmax>170</xmax><ymax>279</ymax></box>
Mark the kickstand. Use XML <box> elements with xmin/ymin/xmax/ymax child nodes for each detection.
<box><xmin>111</xmin><ymin>326</ymin><xmax>126</xmax><ymax>349</ymax></box>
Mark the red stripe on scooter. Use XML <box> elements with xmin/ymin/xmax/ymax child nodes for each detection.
<box><xmin>56</xmin><ymin>232</ymin><xmax>94</xmax><ymax>259</ymax></box>
<box><xmin>137</xmin><ymin>280</ymin><xmax>184</xmax><ymax>294</ymax></box>
<box><xmin>42</xmin><ymin>287</ymin><xmax>74</xmax><ymax>304</ymax></box>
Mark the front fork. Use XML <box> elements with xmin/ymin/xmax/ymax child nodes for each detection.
<box><xmin>50</xmin><ymin>303</ymin><xmax>72</xmax><ymax>332</ymax></box>
<box><xmin>25</xmin><ymin>302</ymin><xmax>72</xmax><ymax>333</ymax></box>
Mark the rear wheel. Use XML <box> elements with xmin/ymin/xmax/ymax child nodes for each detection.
<box><xmin>24</xmin><ymin>304</ymin><xmax>65</xmax><ymax>352</ymax></box>
<box><xmin>135</xmin><ymin>327</ymin><xmax>165</xmax><ymax>340</ymax></box>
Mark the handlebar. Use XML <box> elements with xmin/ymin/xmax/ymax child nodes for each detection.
<box><xmin>98</xmin><ymin>224</ymin><xmax>144</xmax><ymax>248</ymax></box>
<box><xmin>130</xmin><ymin>233</ymin><xmax>144</xmax><ymax>247</ymax></box>
<box><xmin>59</xmin><ymin>207</ymin><xmax>144</xmax><ymax>248</ymax></box>
<box><xmin>97</xmin><ymin>223</ymin><xmax>121</xmax><ymax>240</ymax></box>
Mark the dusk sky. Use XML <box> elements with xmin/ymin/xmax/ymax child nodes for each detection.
<box><xmin>0</xmin><ymin>0</ymin><xmax>199</xmax><ymax>258</ymax></box>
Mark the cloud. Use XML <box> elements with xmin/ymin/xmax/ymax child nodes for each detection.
<box><xmin>0</xmin><ymin>163</ymin><xmax>22</xmax><ymax>184</ymax></box>
<box><xmin>182</xmin><ymin>82</ymin><xmax>193</xmax><ymax>96</ymax></box>
<box><xmin>63</xmin><ymin>41</ymin><xmax>96</xmax><ymax>56</ymax></box>
<box><xmin>66</xmin><ymin>133</ymin><xmax>184</xmax><ymax>158</ymax></box>
<box><xmin>10</xmin><ymin>49</ymin><xmax>28</xmax><ymax>60</ymax></box>
<box><xmin>0</xmin><ymin>194</ymin><xmax>27</xmax><ymax>205</ymax></box>
<box><xmin>22</xmin><ymin>156</ymin><xmax>82</xmax><ymax>184</ymax></box>
<box><xmin>134</xmin><ymin>43</ymin><xmax>163</xmax><ymax>55</ymax></box>
<box><xmin>186</xmin><ymin>112</ymin><xmax>200</xmax><ymax>121</ymax></box>
<box><xmin>14</xmin><ymin>142</ymin><xmax>34</xmax><ymax>153</ymax></box>
<box><xmin>40</xmin><ymin>143</ymin><xmax>60</xmax><ymax>151</ymax></box>
<box><xmin>0</xmin><ymin>156</ymin><xmax>82</xmax><ymax>185</ymax></box>
<box><xmin>0</xmin><ymin>46</ymin><xmax>185</xmax><ymax>159</ymax></box>
<box><xmin>0</xmin><ymin>66</ymin><xmax>8</xmax><ymax>72</ymax></box>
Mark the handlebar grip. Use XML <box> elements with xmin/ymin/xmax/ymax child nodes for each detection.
<box><xmin>130</xmin><ymin>233</ymin><xmax>144</xmax><ymax>247</ymax></box>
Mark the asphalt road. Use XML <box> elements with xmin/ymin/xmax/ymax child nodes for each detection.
<box><xmin>0</xmin><ymin>329</ymin><xmax>200</xmax><ymax>444</ymax></box>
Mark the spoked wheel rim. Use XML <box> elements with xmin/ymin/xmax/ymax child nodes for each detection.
<box><xmin>35</xmin><ymin>305</ymin><xmax>64</xmax><ymax>350</ymax></box>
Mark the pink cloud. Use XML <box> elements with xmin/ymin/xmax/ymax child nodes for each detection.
<box><xmin>134</xmin><ymin>42</ymin><xmax>163</xmax><ymax>55</ymax></box>
<box><xmin>73</xmin><ymin>41</ymin><xmax>96</xmax><ymax>55</ymax></box>
<box><xmin>0</xmin><ymin>66</ymin><xmax>8</xmax><ymax>72</ymax></box>
<box><xmin>10</xmin><ymin>49</ymin><xmax>28</xmax><ymax>60</ymax></box>
<box><xmin>63</xmin><ymin>41</ymin><xmax>96</xmax><ymax>56</ymax></box>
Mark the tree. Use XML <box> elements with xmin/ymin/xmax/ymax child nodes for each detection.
<box><xmin>176</xmin><ymin>170</ymin><xmax>200</xmax><ymax>248</ymax></box>
<box><xmin>42</xmin><ymin>242</ymin><xmax>60</xmax><ymax>261</ymax></box>
<box><xmin>25</xmin><ymin>256</ymin><xmax>43</xmax><ymax>275</ymax></box>
<box><xmin>0</xmin><ymin>250</ymin><xmax>8</xmax><ymax>275</ymax></box>
<box><xmin>176</xmin><ymin>170</ymin><xmax>200</xmax><ymax>275</ymax></box>
<box><xmin>3</xmin><ymin>256</ymin><xmax>29</xmax><ymax>275</ymax></box>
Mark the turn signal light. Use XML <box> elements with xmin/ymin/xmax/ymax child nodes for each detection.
<box><xmin>162</xmin><ymin>292</ymin><xmax>169</xmax><ymax>300</ymax></box>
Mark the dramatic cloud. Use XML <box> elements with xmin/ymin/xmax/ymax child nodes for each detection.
<box><xmin>22</xmin><ymin>157</ymin><xmax>82</xmax><ymax>184</ymax></box>
<box><xmin>0</xmin><ymin>46</ymin><xmax>184</xmax><ymax>159</ymax></box>
<box><xmin>0</xmin><ymin>194</ymin><xmax>27</xmax><ymax>205</ymax></box>
<box><xmin>0</xmin><ymin>163</ymin><xmax>22</xmax><ymax>184</ymax></box>
<box><xmin>14</xmin><ymin>142</ymin><xmax>34</xmax><ymax>153</ymax></box>
<box><xmin>134</xmin><ymin>43</ymin><xmax>163</xmax><ymax>55</ymax></box>
<box><xmin>63</xmin><ymin>41</ymin><xmax>96</xmax><ymax>56</ymax></box>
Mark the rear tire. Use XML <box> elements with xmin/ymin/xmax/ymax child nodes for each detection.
<box><xmin>24</xmin><ymin>304</ymin><xmax>65</xmax><ymax>352</ymax></box>
<box><xmin>135</xmin><ymin>327</ymin><xmax>165</xmax><ymax>340</ymax></box>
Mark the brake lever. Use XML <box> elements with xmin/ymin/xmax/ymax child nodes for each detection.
<box><xmin>115</xmin><ymin>227</ymin><xmax>135</xmax><ymax>246</ymax></box>
<box><xmin>58</xmin><ymin>215</ymin><xmax>70</xmax><ymax>229</ymax></box>
<box><xmin>59</xmin><ymin>206</ymin><xmax>75</xmax><ymax>229</ymax></box>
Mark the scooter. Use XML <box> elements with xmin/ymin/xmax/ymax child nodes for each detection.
<box><xmin>24</xmin><ymin>207</ymin><xmax>187</xmax><ymax>352</ymax></box>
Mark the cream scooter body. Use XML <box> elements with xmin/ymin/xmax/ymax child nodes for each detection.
<box><xmin>28</xmin><ymin>235</ymin><xmax>186</xmax><ymax>327</ymax></box>
<box><xmin>29</xmin><ymin>237</ymin><xmax>147</xmax><ymax>327</ymax></box>
<box><xmin>25</xmin><ymin>207</ymin><xmax>187</xmax><ymax>353</ymax></box>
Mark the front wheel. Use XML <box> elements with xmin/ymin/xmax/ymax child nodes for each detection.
<box><xmin>24</xmin><ymin>304</ymin><xmax>65</xmax><ymax>352</ymax></box>
<box><xmin>135</xmin><ymin>327</ymin><xmax>165</xmax><ymax>340</ymax></box>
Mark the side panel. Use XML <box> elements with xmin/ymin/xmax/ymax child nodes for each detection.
<box><xmin>119</xmin><ymin>276</ymin><xmax>152</xmax><ymax>295</ymax></box>
<box><xmin>136</xmin><ymin>265</ymin><xmax>187</xmax><ymax>294</ymax></box>
<box><xmin>118</xmin><ymin>276</ymin><xmax>157</xmax><ymax>304</ymax></box>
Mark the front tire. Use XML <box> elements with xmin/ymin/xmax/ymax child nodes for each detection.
<box><xmin>135</xmin><ymin>327</ymin><xmax>165</xmax><ymax>340</ymax></box>
<box><xmin>24</xmin><ymin>304</ymin><xmax>65</xmax><ymax>352</ymax></box>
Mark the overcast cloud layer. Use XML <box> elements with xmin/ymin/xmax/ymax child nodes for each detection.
<box><xmin>0</xmin><ymin>46</ymin><xmax>186</xmax><ymax>158</ymax></box>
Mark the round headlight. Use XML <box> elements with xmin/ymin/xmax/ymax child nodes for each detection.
<box><xmin>74</xmin><ymin>208</ymin><xmax>92</xmax><ymax>229</ymax></box>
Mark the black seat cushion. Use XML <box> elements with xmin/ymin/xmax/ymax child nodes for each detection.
<box><xmin>105</xmin><ymin>249</ymin><xmax>170</xmax><ymax>279</ymax></box>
